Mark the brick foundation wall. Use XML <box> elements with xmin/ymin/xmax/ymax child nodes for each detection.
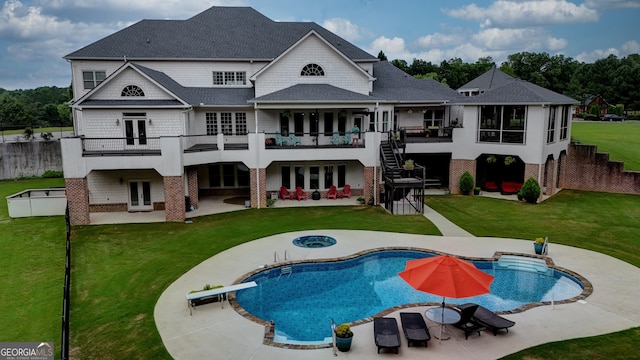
<box><xmin>163</xmin><ymin>176</ymin><xmax>185</xmax><ymax>222</ymax></box>
<box><xmin>449</xmin><ymin>159</ymin><xmax>476</xmax><ymax>195</ymax></box>
<box><xmin>187</xmin><ymin>167</ymin><xmax>199</xmax><ymax>209</ymax></box>
<box><xmin>250</xmin><ymin>168</ymin><xmax>266</xmax><ymax>208</ymax></box>
<box><xmin>65</xmin><ymin>177</ymin><xmax>90</xmax><ymax>225</ymax></box>
<box><xmin>559</xmin><ymin>143</ymin><xmax>640</xmax><ymax>195</ymax></box>
<box><xmin>89</xmin><ymin>203</ymin><xmax>128</xmax><ymax>212</ymax></box>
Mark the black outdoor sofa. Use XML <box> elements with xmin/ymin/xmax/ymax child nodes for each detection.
<box><xmin>457</xmin><ymin>303</ymin><xmax>516</xmax><ymax>335</ymax></box>
<box><xmin>399</xmin><ymin>312</ymin><xmax>431</xmax><ymax>347</ymax></box>
<box><xmin>373</xmin><ymin>317</ymin><xmax>401</xmax><ymax>354</ymax></box>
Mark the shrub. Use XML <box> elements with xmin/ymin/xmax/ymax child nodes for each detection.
<box><xmin>520</xmin><ymin>177</ymin><xmax>541</xmax><ymax>203</ymax></box>
<box><xmin>42</xmin><ymin>170</ymin><xmax>64</xmax><ymax>178</ymax></box>
<box><xmin>459</xmin><ymin>171</ymin><xmax>474</xmax><ymax>195</ymax></box>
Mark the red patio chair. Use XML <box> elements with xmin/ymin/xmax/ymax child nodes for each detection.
<box><xmin>295</xmin><ymin>186</ymin><xmax>307</xmax><ymax>201</ymax></box>
<box><xmin>327</xmin><ymin>185</ymin><xmax>338</xmax><ymax>199</ymax></box>
<box><xmin>339</xmin><ymin>184</ymin><xmax>351</xmax><ymax>198</ymax></box>
<box><xmin>280</xmin><ymin>186</ymin><xmax>293</xmax><ymax>200</ymax></box>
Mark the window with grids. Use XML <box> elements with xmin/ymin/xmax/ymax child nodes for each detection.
<box><xmin>212</xmin><ymin>71</ymin><xmax>246</xmax><ymax>85</ymax></box>
<box><xmin>560</xmin><ymin>106</ymin><xmax>570</xmax><ymax>140</ymax></box>
<box><xmin>121</xmin><ymin>85</ymin><xmax>145</xmax><ymax>97</ymax></box>
<box><xmin>206</xmin><ymin>113</ymin><xmax>218</xmax><ymax>135</ymax></box>
<box><xmin>220</xmin><ymin>113</ymin><xmax>233</xmax><ymax>135</ymax></box>
<box><xmin>235</xmin><ymin>113</ymin><xmax>247</xmax><ymax>135</ymax></box>
<box><xmin>301</xmin><ymin>63</ymin><xmax>325</xmax><ymax>76</ymax></box>
<box><xmin>82</xmin><ymin>71</ymin><xmax>106</xmax><ymax>89</ymax></box>
<box><xmin>477</xmin><ymin>105</ymin><xmax>526</xmax><ymax>144</ymax></box>
<box><xmin>547</xmin><ymin>106</ymin><xmax>557</xmax><ymax>144</ymax></box>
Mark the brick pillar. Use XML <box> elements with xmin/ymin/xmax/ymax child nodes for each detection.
<box><xmin>363</xmin><ymin>166</ymin><xmax>375</xmax><ymax>203</ymax></box>
<box><xmin>187</xmin><ymin>167</ymin><xmax>199</xmax><ymax>209</ymax></box>
<box><xmin>163</xmin><ymin>176</ymin><xmax>185</xmax><ymax>222</ymax></box>
<box><xmin>65</xmin><ymin>177</ymin><xmax>90</xmax><ymax>225</ymax></box>
<box><xmin>250</xmin><ymin>168</ymin><xmax>266</xmax><ymax>208</ymax></box>
<box><xmin>524</xmin><ymin>163</ymin><xmax>540</xmax><ymax>183</ymax></box>
<box><xmin>449</xmin><ymin>159</ymin><xmax>476</xmax><ymax>195</ymax></box>
<box><xmin>544</xmin><ymin>158</ymin><xmax>557</xmax><ymax>196</ymax></box>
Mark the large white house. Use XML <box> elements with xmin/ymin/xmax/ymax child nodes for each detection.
<box><xmin>61</xmin><ymin>6</ymin><xmax>577</xmax><ymax>225</ymax></box>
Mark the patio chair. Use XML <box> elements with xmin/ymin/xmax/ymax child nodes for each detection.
<box><xmin>326</xmin><ymin>185</ymin><xmax>338</xmax><ymax>199</ymax></box>
<box><xmin>343</xmin><ymin>132</ymin><xmax>352</xmax><ymax>145</ymax></box>
<box><xmin>400</xmin><ymin>312</ymin><xmax>430</xmax><ymax>347</ymax></box>
<box><xmin>295</xmin><ymin>186</ymin><xmax>307</xmax><ymax>201</ymax></box>
<box><xmin>338</xmin><ymin>184</ymin><xmax>351</xmax><ymax>199</ymax></box>
<box><xmin>374</xmin><ymin>317</ymin><xmax>401</xmax><ymax>354</ymax></box>
<box><xmin>275</xmin><ymin>132</ymin><xmax>286</xmax><ymax>146</ymax></box>
<box><xmin>453</xmin><ymin>304</ymin><xmax>486</xmax><ymax>339</ymax></box>
<box><xmin>458</xmin><ymin>303</ymin><xmax>515</xmax><ymax>336</ymax></box>
<box><xmin>288</xmin><ymin>133</ymin><xmax>301</xmax><ymax>146</ymax></box>
<box><xmin>280</xmin><ymin>186</ymin><xmax>293</xmax><ymax>200</ymax></box>
<box><xmin>330</xmin><ymin>132</ymin><xmax>341</xmax><ymax>145</ymax></box>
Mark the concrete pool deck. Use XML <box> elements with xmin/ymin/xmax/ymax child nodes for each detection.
<box><xmin>154</xmin><ymin>230</ymin><xmax>640</xmax><ymax>360</ymax></box>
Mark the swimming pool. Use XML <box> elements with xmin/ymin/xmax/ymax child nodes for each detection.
<box><xmin>235</xmin><ymin>249</ymin><xmax>587</xmax><ymax>344</ymax></box>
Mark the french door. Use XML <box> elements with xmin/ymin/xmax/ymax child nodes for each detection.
<box><xmin>125</xmin><ymin>118</ymin><xmax>147</xmax><ymax>146</ymax></box>
<box><xmin>128</xmin><ymin>180</ymin><xmax>152</xmax><ymax>211</ymax></box>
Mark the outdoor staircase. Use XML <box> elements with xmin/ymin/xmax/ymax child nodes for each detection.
<box><xmin>380</xmin><ymin>142</ymin><xmax>403</xmax><ymax>180</ymax></box>
<box><xmin>494</xmin><ymin>255</ymin><xmax>552</xmax><ymax>275</ymax></box>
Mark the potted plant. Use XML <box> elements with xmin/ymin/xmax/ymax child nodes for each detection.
<box><xmin>473</xmin><ymin>187</ymin><xmax>481</xmax><ymax>195</ymax></box>
<box><xmin>367</xmin><ymin>196</ymin><xmax>375</xmax><ymax>206</ymax></box>
<box><xmin>534</xmin><ymin>237</ymin><xmax>545</xmax><ymax>255</ymax></box>
<box><xmin>504</xmin><ymin>156</ymin><xmax>516</xmax><ymax>166</ymax></box>
<box><xmin>356</xmin><ymin>196</ymin><xmax>365</xmax><ymax>204</ymax></box>
<box><xmin>486</xmin><ymin>155</ymin><xmax>497</xmax><ymax>164</ymax></box>
<box><xmin>403</xmin><ymin>159</ymin><xmax>414</xmax><ymax>170</ymax></box>
<box><xmin>334</xmin><ymin>323</ymin><xmax>353</xmax><ymax>352</ymax></box>
<box><xmin>520</xmin><ymin>177</ymin><xmax>541</xmax><ymax>203</ymax></box>
<box><xmin>266</xmin><ymin>198</ymin><xmax>276</xmax><ymax>207</ymax></box>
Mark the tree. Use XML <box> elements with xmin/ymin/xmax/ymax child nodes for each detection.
<box><xmin>390</xmin><ymin>59</ymin><xmax>409</xmax><ymax>73</ymax></box>
<box><xmin>377</xmin><ymin>51</ymin><xmax>387</xmax><ymax>61</ymax></box>
<box><xmin>0</xmin><ymin>92</ymin><xmax>30</xmax><ymax>127</ymax></box>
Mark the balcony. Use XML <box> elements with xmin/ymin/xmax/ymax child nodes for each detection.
<box><xmin>82</xmin><ymin>137</ymin><xmax>161</xmax><ymax>156</ymax></box>
<box><xmin>264</xmin><ymin>131</ymin><xmax>366</xmax><ymax>149</ymax></box>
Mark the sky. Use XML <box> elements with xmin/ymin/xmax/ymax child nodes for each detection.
<box><xmin>0</xmin><ymin>0</ymin><xmax>638</xmax><ymax>90</ymax></box>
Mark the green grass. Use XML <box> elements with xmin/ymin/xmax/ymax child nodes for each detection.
<box><xmin>571</xmin><ymin>121</ymin><xmax>640</xmax><ymax>171</ymax></box>
<box><xmin>0</xmin><ymin>178</ymin><xmax>66</xmax><ymax>359</ymax></box>
<box><xmin>0</xmin><ymin>127</ymin><xmax>73</xmax><ymax>136</ymax></box>
<box><xmin>2</xmin><ymin>178</ymin><xmax>639</xmax><ymax>359</ymax></box>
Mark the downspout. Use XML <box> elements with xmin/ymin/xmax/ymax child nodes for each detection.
<box><xmin>374</xmin><ymin>102</ymin><xmax>379</xmax><ymax>204</ymax></box>
<box><xmin>254</xmin><ymin>103</ymin><xmax>261</xmax><ymax>208</ymax></box>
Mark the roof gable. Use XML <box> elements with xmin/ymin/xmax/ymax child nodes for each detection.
<box><xmin>458</xmin><ymin>67</ymin><xmax>515</xmax><ymax>92</ymax></box>
<box><xmin>460</xmin><ymin>79</ymin><xmax>579</xmax><ymax>105</ymax></box>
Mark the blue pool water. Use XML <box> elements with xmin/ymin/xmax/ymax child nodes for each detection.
<box><xmin>235</xmin><ymin>250</ymin><xmax>584</xmax><ymax>343</ymax></box>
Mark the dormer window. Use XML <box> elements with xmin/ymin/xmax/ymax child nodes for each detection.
<box><xmin>121</xmin><ymin>85</ymin><xmax>145</xmax><ymax>97</ymax></box>
<box><xmin>301</xmin><ymin>64</ymin><xmax>325</xmax><ymax>76</ymax></box>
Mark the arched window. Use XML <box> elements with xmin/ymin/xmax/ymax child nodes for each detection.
<box><xmin>121</xmin><ymin>85</ymin><xmax>145</xmax><ymax>97</ymax></box>
<box><xmin>300</xmin><ymin>64</ymin><xmax>325</xmax><ymax>76</ymax></box>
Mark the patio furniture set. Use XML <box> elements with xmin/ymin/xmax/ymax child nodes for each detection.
<box><xmin>279</xmin><ymin>185</ymin><xmax>351</xmax><ymax>201</ymax></box>
<box><xmin>373</xmin><ymin>304</ymin><xmax>515</xmax><ymax>354</ymax></box>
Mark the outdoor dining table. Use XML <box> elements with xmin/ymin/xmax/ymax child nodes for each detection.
<box><xmin>425</xmin><ymin>306</ymin><xmax>461</xmax><ymax>341</ymax></box>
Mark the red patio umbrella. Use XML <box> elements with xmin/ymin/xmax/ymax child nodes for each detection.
<box><xmin>398</xmin><ymin>255</ymin><xmax>495</xmax><ymax>340</ymax></box>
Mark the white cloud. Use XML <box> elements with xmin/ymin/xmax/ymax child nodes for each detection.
<box><xmin>621</xmin><ymin>40</ymin><xmax>640</xmax><ymax>54</ymax></box>
<box><xmin>38</xmin><ymin>0</ymin><xmax>247</xmax><ymax>18</ymax></box>
<box><xmin>322</xmin><ymin>18</ymin><xmax>361</xmax><ymax>42</ymax></box>
<box><xmin>0</xmin><ymin>0</ymin><xmax>75</xmax><ymax>40</ymax></box>
<box><xmin>417</xmin><ymin>32</ymin><xmax>465</xmax><ymax>48</ymax></box>
<box><xmin>417</xmin><ymin>43</ymin><xmax>506</xmax><ymax>64</ymax></box>
<box><xmin>575</xmin><ymin>48</ymin><xmax>619</xmax><ymax>63</ymax></box>
<box><xmin>445</xmin><ymin>0</ymin><xmax>599</xmax><ymax>28</ymax></box>
<box><xmin>472</xmin><ymin>28</ymin><xmax>567</xmax><ymax>51</ymax></box>
<box><xmin>367</xmin><ymin>36</ymin><xmax>411</xmax><ymax>60</ymax></box>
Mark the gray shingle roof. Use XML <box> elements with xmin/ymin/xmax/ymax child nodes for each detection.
<box><xmin>250</xmin><ymin>84</ymin><xmax>377</xmax><ymax>103</ymax></box>
<box><xmin>458</xmin><ymin>67</ymin><xmax>514</xmax><ymax>92</ymax></box>
<box><xmin>371</xmin><ymin>61</ymin><xmax>464</xmax><ymax>103</ymax></box>
<box><xmin>459</xmin><ymin>79</ymin><xmax>579</xmax><ymax>105</ymax></box>
<box><xmin>132</xmin><ymin>63</ymin><xmax>254</xmax><ymax>106</ymax></box>
<box><xmin>64</xmin><ymin>7</ymin><xmax>375</xmax><ymax>61</ymax></box>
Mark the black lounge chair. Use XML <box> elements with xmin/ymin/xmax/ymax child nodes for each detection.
<box><xmin>453</xmin><ymin>304</ymin><xmax>486</xmax><ymax>339</ymax></box>
<box><xmin>399</xmin><ymin>312</ymin><xmax>430</xmax><ymax>347</ymax></box>
<box><xmin>459</xmin><ymin>303</ymin><xmax>515</xmax><ymax>335</ymax></box>
<box><xmin>374</xmin><ymin>317</ymin><xmax>401</xmax><ymax>354</ymax></box>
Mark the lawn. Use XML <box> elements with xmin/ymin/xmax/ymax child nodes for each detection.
<box><xmin>571</xmin><ymin>120</ymin><xmax>640</xmax><ymax>171</ymax></box>
<box><xmin>2</xmin><ymin>178</ymin><xmax>639</xmax><ymax>359</ymax></box>
<box><xmin>0</xmin><ymin>178</ymin><xmax>66</xmax><ymax>359</ymax></box>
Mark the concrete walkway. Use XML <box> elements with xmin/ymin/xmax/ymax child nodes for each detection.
<box><xmin>154</xmin><ymin>229</ymin><xmax>640</xmax><ymax>360</ymax></box>
<box><xmin>423</xmin><ymin>204</ymin><xmax>474</xmax><ymax>237</ymax></box>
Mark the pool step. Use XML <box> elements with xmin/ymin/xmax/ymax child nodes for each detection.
<box><xmin>278</xmin><ymin>266</ymin><xmax>292</xmax><ymax>280</ymax></box>
<box><xmin>495</xmin><ymin>255</ymin><xmax>550</xmax><ymax>274</ymax></box>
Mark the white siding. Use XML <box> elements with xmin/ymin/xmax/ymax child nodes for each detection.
<box><xmin>87</xmin><ymin>170</ymin><xmax>164</xmax><ymax>205</ymax></box>
<box><xmin>254</xmin><ymin>35</ymin><xmax>370</xmax><ymax>97</ymax></box>
<box><xmin>91</xmin><ymin>68</ymin><xmax>174</xmax><ymax>100</ymax></box>
<box><xmin>78</xmin><ymin>109</ymin><xmax>184</xmax><ymax>138</ymax></box>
